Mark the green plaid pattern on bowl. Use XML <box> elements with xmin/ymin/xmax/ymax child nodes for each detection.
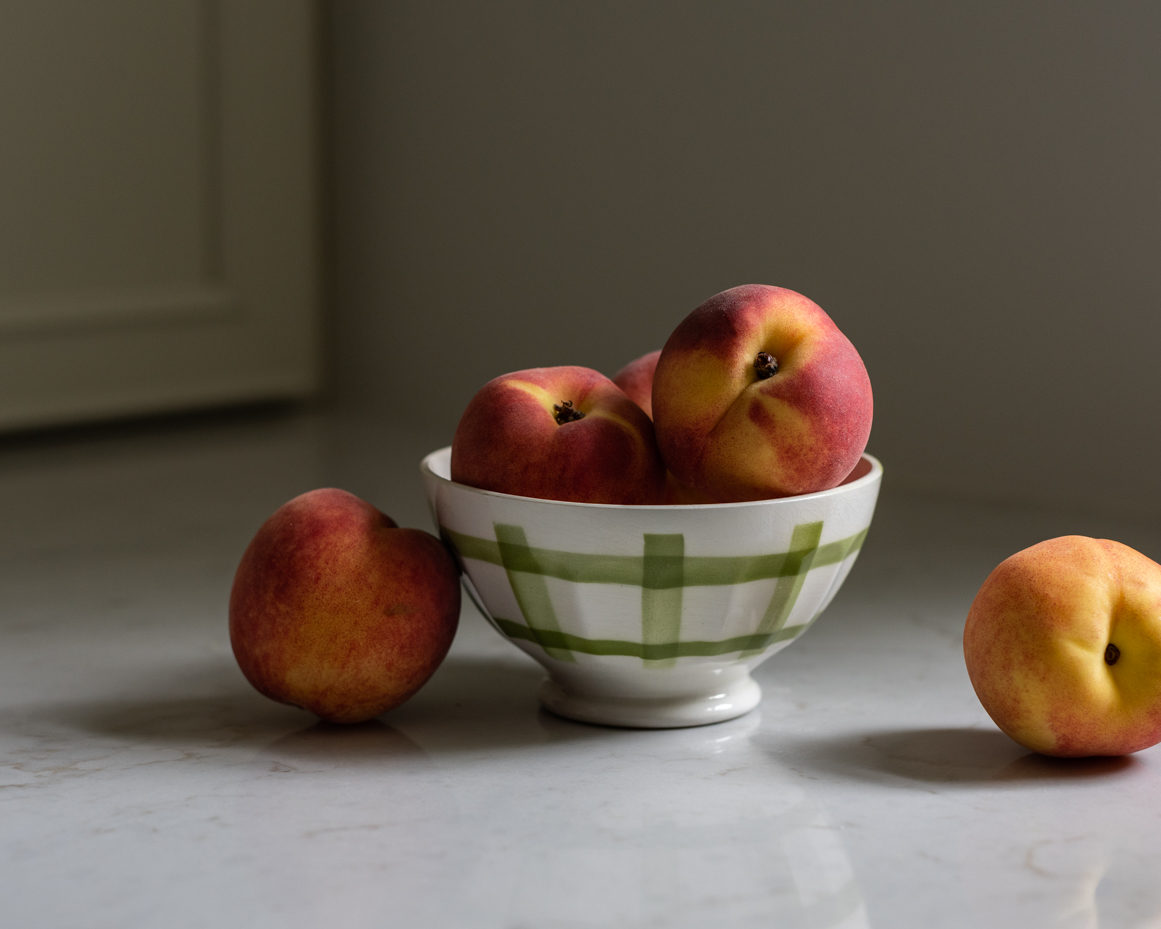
<box><xmin>442</xmin><ymin>519</ymin><xmax>868</xmax><ymax>666</ymax></box>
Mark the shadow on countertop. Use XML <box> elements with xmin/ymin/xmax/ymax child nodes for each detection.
<box><xmin>4</xmin><ymin>651</ymin><xmax>647</xmax><ymax>764</ymax></box>
<box><xmin>764</xmin><ymin>725</ymin><xmax>1138</xmax><ymax>787</ymax></box>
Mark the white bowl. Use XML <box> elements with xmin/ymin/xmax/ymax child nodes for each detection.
<box><xmin>421</xmin><ymin>448</ymin><xmax>882</xmax><ymax>728</ymax></box>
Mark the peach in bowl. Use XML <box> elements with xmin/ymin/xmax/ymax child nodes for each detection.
<box><xmin>421</xmin><ymin>447</ymin><xmax>882</xmax><ymax>728</ymax></box>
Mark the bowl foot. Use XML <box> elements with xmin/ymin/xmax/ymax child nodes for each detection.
<box><xmin>538</xmin><ymin>674</ymin><xmax>761</xmax><ymax>729</ymax></box>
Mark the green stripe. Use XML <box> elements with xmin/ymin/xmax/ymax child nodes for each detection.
<box><xmin>642</xmin><ymin>534</ymin><xmax>684</xmax><ymax>668</ymax></box>
<box><xmin>494</xmin><ymin>523</ymin><xmax>575</xmax><ymax>662</ymax></box>
<box><xmin>442</xmin><ymin>526</ymin><xmax>867</xmax><ymax>587</ymax></box>
<box><xmin>815</xmin><ymin>528</ymin><xmax>867</xmax><ymax>569</ymax></box>
<box><xmin>494</xmin><ymin>617</ymin><xmax>808</xmax><ymax>659</ymax></box>
<box><xmin>741</xmin><ymin>520</ymin><xmax>822</xmax><ymax>658</ymax></box>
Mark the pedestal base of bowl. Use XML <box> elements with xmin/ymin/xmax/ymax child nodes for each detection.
<box><xmin>538</xmin><ymin>673</ymin><xmax>762</xmax><ymax>729</ymax></box>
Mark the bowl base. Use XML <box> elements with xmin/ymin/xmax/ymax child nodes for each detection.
<box><xmin>538</xmin><ymin>674</ymin><xmax>761</xmax><ymax>729</ymax></box>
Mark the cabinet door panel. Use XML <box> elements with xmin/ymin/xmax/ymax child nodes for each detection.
<box><xmin>0</xmin><ymin>0</ymin><xmax>320</xmax><ymax>430</ymax></box>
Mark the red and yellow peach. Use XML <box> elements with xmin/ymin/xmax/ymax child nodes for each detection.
<box><xmin>964</xmin><ymin>536</ymin><xmax>1161</xmax><ymax>757</ymax></box>
<box><xmin>652</xmin><ymin>285</ymin><xmax>872</xmax><ymax>501</ymax></box>
<box><xmin>229</xmin><ymin>488</ymin><xmax>460</xmax><ymax>723</ymax></box>
<box><xmin>451</xmin><ymin>366</ymin><xmax>667</xmax><ymax>505</ymax></box>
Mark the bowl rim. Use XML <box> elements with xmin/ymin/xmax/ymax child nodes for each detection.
<box><xmin>420</xmin><ymin>446</ymin><xmax>882</xmax><ymax>511</ymax></box>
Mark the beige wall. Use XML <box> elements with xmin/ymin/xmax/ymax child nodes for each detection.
<box><xmin>332</xmin><ymin>1</ymin><xmax>1161</xmax><ymax>518</ymax></box>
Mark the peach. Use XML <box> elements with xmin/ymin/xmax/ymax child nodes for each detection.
<box><xmin>451</xmin><ymin>366</ymin><xmax>667</xmax><ymax>505</ymax></box>
<box><xmin>612</xmin><ymin>350</ymin><xmax>714</xmax><ymax>505</ymax></box>
<box><xmin>612</xmin><ymin>349</ymin><xmax>661</xmax><ymax>419</ymax></box>
<box><xmin>964</xmin><ymin>536</ymin><xmax>1161</xmax><ymax>757</ymax></box>
<box><xmin>229</xmin><ymin>488</ymin><xmax>460</xmax><ymax>723</ymax></box>
<box><xmin>652</xmin><ymin>285</ymin><xmax>872</xmax><ymax>501</ymax></box>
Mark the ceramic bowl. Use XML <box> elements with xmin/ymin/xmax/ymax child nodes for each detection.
<box><xmin>421</xmin><ymin>448</ymin><xmax>882</xmax><ymax>728</ymax></box>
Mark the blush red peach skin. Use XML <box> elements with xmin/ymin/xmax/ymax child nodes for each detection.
<box><xmin>652</xmin><ymin>284</ymin><xmax>873</xmax><ymax>502</ymax></box>
<box><xmin>451</xmin><ymin>365</ymin><xmax>667</xmax><ymax>505</ymax></box>
<box><xmin>229</xmin><ymin>488</ymin><xmax>461</xmax><ymax>724</ymax></box>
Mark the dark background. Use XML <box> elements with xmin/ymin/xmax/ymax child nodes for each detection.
<box><xmin>331</xmin><ymin>1</ymin><xmax>1161</xmax><ymax>519</ymax></box>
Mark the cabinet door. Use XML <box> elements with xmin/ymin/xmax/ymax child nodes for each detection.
<box><xmin>0</xmin><ymin>0</ymin><xmax>321</xmax><ymax>430</ymax></box>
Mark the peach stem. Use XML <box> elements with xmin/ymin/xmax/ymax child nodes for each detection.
<box><xmin>553</xmin><ymin>401</ymin><xmax>585</xmax><ymax>425</ymax></box>
<box><xmin>754</xmin><ymin>352</ymin><xmax>779</xmax><ymax>379</ymax></box>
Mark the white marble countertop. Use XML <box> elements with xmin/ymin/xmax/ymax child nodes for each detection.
<box><xmin>3</xmin><ymin>408</ymin><xmax>1161</xmax><ymax>928</ymax></box>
